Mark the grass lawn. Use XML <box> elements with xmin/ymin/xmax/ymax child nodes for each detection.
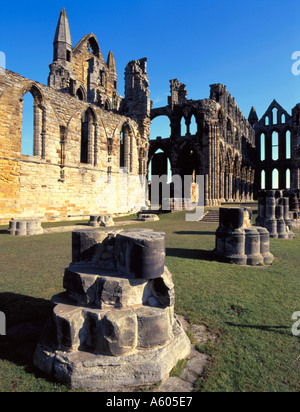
<box><xmin>0</xmin><ymin>210</ymin><xmax>299</xmax><ymax>392</ymax></box>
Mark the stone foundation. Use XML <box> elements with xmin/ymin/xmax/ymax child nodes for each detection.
<box><xmin>33</xmin><ymin>228</ymin><xmax>191</xmax><ymax>390</ymax></box>
<box><xmin>256</xmin><ymin>190</ymin><xmax>294</xmax><ymax>239</ymax></box>
<box><xmin>8</xmin><ymin>218</ymin><xmax>43</xmax><ymax>236</ymax></box>
<box><xmin>215</xmin><ymin>207</ymin><xmax>274</xmax><ymax>266</ymax></box>
<box><xmin>88</xmin><ymin>214</ymin><xmax>114</xmax><ymax>228</ymax></box>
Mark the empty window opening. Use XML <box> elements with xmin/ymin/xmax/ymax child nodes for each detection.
<box><xmin>120</xmin><ymin>129</ymin><xmax>125</xmax><ymax>168</ymax></box>
<box><xmin>272</xmin><ymin>169</ymin><xmax>279</xmax><ymax>189</ymax></box>
<box><xmin>286</xmin><ymin>131</ymin><xmax>291</xmax><ymax>159</ymax></box>
<box><xmin>21</xmin><ymin>92</ymin><xmax>35</xmax><ymax>156</ymax></box>
<box><xmin>81</xmin><ymin>114</ymin><xmax>89</xmax><ymax>164</ymax></box>
<box><xmin>87</xmin><ymin>38</ymin><xmax>100</xmax><ymax>58</ymax></box>
<box><xmin>80</xmin><ymin>109</ymin><xmax>96</xmax><ymax>165</ymax></box>
<box><xmin>76</xmin><ymin>88</ymin><xmax>84</xmax><ymax>101</ymax></box>
<box><xmin>66</xmin><ymin>50</ymin><xmax>71</xmax><ymax>62</ymax></box>
<box><xmin>272</xmin><ymin>131</ymin><xmax>279</xmax><ymax>161</ymax></box>
<box><xmin>260</xmin><ymin>133</ymin><xmax>266</xmax><ymax>161</ymax></box>
<box><xmin>190</xmin><ymin>115</ymin><xmax>197</xmax><ymax>135</ymax></box>
<box><xmin>180</xmin><ymin>117</ymin><xmax>186</xmax><ymax>136</ymax></box>
<box><xmin>265</xmin><ymin>116</ymin><xmax>270</xmax><ymax>126</ymax></box>
<box><xmin>281</xmin><ymin>113</ymin><xmax>286</xmax><ymax>124</ymax></box>
<box><xmin>150</xmin><ymin>116</ymin><xmax>170</xmax><ymax>140</ymax></box>
<box><xmin>148</xmin><ymin>149</ymin><xmax>172</xmax><ymax>184</ymax></box>
<box><xmin>261</xmin><ymin>170</ymin><xmax>266</xmax><ymax>190</ymax></box>
<box><xmin>286</xmin><ymin>169</ymin><xmax>291</xmax><ymax>189</ymax></box>
<box><xmin>272</xmin><ymin>108</ymin><xmax>278</xmax><ymax>125</ymax></box>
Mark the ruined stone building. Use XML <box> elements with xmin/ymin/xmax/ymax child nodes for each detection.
<box><xmin>3</xmin><ymin>9</ymin><xmax>300</xmax><ymax>222</ymax></box>
<box><xmin>249</xmin><ymin>100</ymin><xmax>300</xmax><ymax>193</ymax></box>
<box><xmin>0</xmin><ymin>8</ymin><xmax>151</xmax><ymax>224</ymax></box>
<box><xmin>149</xmin><ymin>80</ymin><xmax>256</xmax><ymax>206</ymax></box>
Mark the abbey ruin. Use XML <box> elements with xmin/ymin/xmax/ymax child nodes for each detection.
<box><xmin>1</xmin><ymin>8</ymin><xmax>300</xmax><ymax>223</ymax></box>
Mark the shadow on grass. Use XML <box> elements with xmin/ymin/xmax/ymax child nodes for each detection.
<box><xmin>226</xmin><ymin>322</ymin><xmax>292</xmax><ymax>337</ymax></box>
<box><xmin>166</xmin><ymin>247</ymin><xmax>215</xmax><ymax>261</ymax></box>
<box><xmin>0</xmin><ymin>293</ymin><xmax>54</xmax><ymax>371</ymax></box>
<box><xmin>174</xmin><ymin>231</ymin><xmax>215</xmax><ymax>236</ymax></box>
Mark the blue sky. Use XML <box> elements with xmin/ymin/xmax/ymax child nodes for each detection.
<box><xmin>1</xmin><ymin>0</ymin><xmax>300</xmax><ymax>145</ymax></box>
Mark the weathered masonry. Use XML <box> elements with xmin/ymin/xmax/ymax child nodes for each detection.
<box><xmin>149</xmin><ymin>81</ymin><xmax>256</xmax><ymax>206</ymax></box>
<box><xmin>0</xmin><ymin>9</ymin><xmax>151</xmax><ymax>224</ymax></box>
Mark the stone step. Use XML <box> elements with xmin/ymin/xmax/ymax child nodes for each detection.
<box><xmin>200</xmin><ymin>210</ymin><xmax>220</xmax><ymax>223</ymax></box>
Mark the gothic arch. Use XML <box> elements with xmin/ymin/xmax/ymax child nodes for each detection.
<box><xmin>20</xmin><ymin>83</ymin><xmax>46</xmax><ymax>158</ymax></box>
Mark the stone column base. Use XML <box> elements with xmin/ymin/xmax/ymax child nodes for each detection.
<box><xmin>34</xmin><ymin>317</ymin><xmax>191</xmax><ymax>391</ymax></box>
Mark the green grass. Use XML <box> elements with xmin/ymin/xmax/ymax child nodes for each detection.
<box><xmin>0</xmin><ymin>210</ymin><xmax>299</xmax><ymax>392</ymax></box>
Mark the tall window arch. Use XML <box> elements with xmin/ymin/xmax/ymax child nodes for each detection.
<box><xmin>260</xmin><ymin>133</ymin><xmax>266</xmax><ymax>161</ymax></box>
<box><xmin>286</xmin><ymin>131</ymin><xmax>291</xmax><ymax>159</ymax></box>
<box><xmin>286</xmin><ymin>169</ymin><xmax>291</xmax><ymax>189</ymax></box>
<box><xmin>272</xmin><ymin>169</ymin><xmax>279</xmax><ymax>189</ymax></box>
<box><xmin>81</xmin><ymin>108</ymin><xmax>97</xmax><ymax>165</ymax></box>
<box><xmin>180</xmin><ymin>116</ymin><xmax>186</xmax><ymax>136</ymax></box>
<box><xmin>272</xmin><ymin>108</ymin><xmax>278</xmax><ymax>125</ymax></box>
<box><xmin>120</xmin><ymin>124</ymin><xmax>133</xmax><ymax>172</ymax></box>
<box><xmin>272</xmin><ymin>131</ymin><xmax>279</xmax><ymax>161</ymax></box>
<box><xmin>261</xmin><ymin>170</ymin><xmax>266</xmax><ymax>190</ymax></box>
<box><xmin>21</xmin><ymin>86</ymin><xmax>45</xmax><ymax>158</ymax></box>
<box><xmin>21</xmin><ymin>92</ymin><xmax>34</xmax><ymax>156</ymax></box>
<box><xmin>190</xmin><ymin>115</ymin><xmax>197</xmax><ymax>135</ymax></box>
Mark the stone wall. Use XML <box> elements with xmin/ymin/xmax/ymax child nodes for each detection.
<box><xmin>149</xmin><ymin>81</ymin><xmax>256</xmax><ymax>206</ymax></box>
<box><xmin>0</xmin><ymin>69</ymin><xmax>149</xmax><ymax>224</ymax></box>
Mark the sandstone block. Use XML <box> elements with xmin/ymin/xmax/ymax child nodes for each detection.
<box><xmin>136</xmin><ymin>306</ymin><xmax>172</xmax><ymax>349</ymax></box>
<box><xmin>115</xmin><ymin>231</ymin><xmax>166</xmax><ymax>279</ymax></box>
<box><xmin>101</xmin><ymin>310</ymin><xmax>137</xmax><ymax>356</ymax></box>
<box><xmin>53</xmin><ymin>304</ymin><xmax>85</xmax><ymax>352</ymax></box>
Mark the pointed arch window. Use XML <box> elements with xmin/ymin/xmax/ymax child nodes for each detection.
<box><xmin>21</xmin><ymin>86</ymin><xmax>46</xmax><ymax>158</ymax></box>
<box><xmin>286</xmin><ymin>169</ymin><xmax>291</xmax><ymax>189</ymax></box>
<box><xmin>120</xmin><ymin>124</ymin><xmax>133</xmax><ymax>172</ymax></box>
<box><xmin>76</xmin><ymin>87</ymin><xmax>85</xmax><ymax>101</ymax></box>
<box><xmin>272</xmin><ymin>169</ymin><xmax>279</xmax><ymax>189</ymax></box>
<box><xmin>87</xmin><ymin>37</ymin><xmax>100</xmax><ymax>58</ymax></box>
<box><xmin>272</xmin><ymin>131</ymin><xmax>279</xmax><ymax>161</ymax></box>
<box><xmin>180</xmin><ymin>117</ymin><xmax>186</xmax><ymax>136</ymax></box>
<box><xmin>80</xmin><ymin>108</ymin><xmax>98</xmax><ymax>165</ymax></box>
<box><xmin>260</xmin><ymin>133</ymin><xmax>266</xmax><ymax>161</ymax></box>
<box><xmin>261</xmin><ymin>170</ymin><xmax>266</xmax><ymax>190</ymax></box>
<box><xmin>190</xmin><ymin>115</ymin><xmax>197</xmax><ymax>135</ymax></box>
<box><xmin>286</xmin><ymin>131</ymin><xmax>291</xmax><ymax>159</ymax></box>
<box><xmin>272</xmin><ymin>108</ymin><xmax>278</xmax><ymax>125</ymax></box>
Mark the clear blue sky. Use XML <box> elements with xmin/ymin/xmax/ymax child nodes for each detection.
<box><xmin>1</xmin><ymin>0</ymin><xmax>300</xmax><ymax>143</ymax></box>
